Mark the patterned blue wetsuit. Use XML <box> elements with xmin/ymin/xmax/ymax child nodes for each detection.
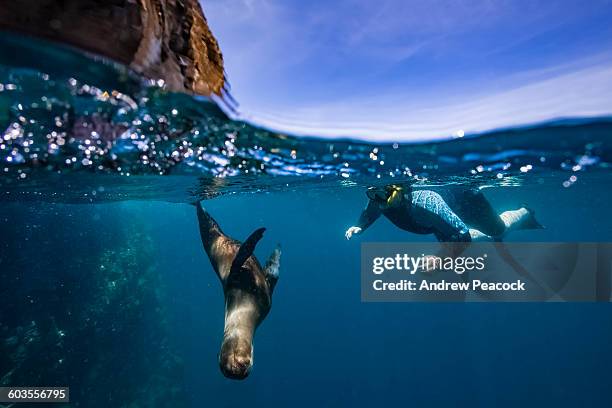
<box><xmin>355</xmin><ymin>187</ymin><xmax>504</xmax><ymax>242</ymax></box>
<box><xmin>408</xmin><ymin>190</ymin><xmax>471</xmax><ymax>242</ymax></box>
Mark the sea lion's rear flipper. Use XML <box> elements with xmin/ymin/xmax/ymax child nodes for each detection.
<box><xmin>196</xmin><ymin>202</ymin><xmax>225</xmax><ymax>250</ymax></box>
<box><xmin>231</xmin><ymin>228</ymin><xmax>266</xmax><ymax>272</ymax></box>
<box><xmin>264</xmin><ymin>246</ymin><xmax>281</xmax><ymax>292</ymax></box>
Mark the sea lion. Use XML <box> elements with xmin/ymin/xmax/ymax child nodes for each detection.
<box><xmin>195</xmin><ymin>202</ymin><xmax>280</xmax><ymax>379</ymax></box>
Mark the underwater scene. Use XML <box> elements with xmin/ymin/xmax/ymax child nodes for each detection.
<box><xmin>1</xmin><ymin>13</ymin><xmax>612</xmax><ymax>408</ymax></box>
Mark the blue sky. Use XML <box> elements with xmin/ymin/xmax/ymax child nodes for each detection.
<box><xmin>203</xmin><ymin>0</ymin><xmax>612</xmax><ymax>141</ymax></box>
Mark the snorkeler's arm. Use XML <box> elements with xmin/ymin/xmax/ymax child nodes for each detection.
<box><xmin>346</xmin><ymin>200</ymin><xmax>381</xmax><ymax>239</ymax></box>
<box><xmin>357</xmin><ymin>200</ymin><xmax>382</xmax><ymax>229</ymax></box>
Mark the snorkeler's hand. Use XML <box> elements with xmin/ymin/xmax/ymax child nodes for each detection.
<box><xmin>345</xmin><ymin>226</ymin><xmax>362</xmax><ymax>240</ymax></box>
<box><xmin>415</xmin><ymin>255</ymin><xmax>442</xmax><ymax>273</ymax></box>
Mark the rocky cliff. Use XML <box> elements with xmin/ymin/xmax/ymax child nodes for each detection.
<box><xmin>0</xmin><ymin>0</ymin><xmax>226</xmax><ymax>97</ymax></box>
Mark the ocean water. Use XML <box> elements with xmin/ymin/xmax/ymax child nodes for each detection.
<box><xmin>1</xmin><ymin>33</ymin><xmax>612</xmax><ymax>407</ymax></box>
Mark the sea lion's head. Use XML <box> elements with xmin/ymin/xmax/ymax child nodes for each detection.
<box><xmin>219</xmin><ymin>323</ymin><xmax>255</xmax><ymax>379</ymax></box>
<box><xmin>218</xmin><ymin>234</ymin><xmax>281</xmax><ymax>380</ymax></box>
<box><xmin>218</xmin><ymin>289</ymin><xmax>264</xmax><ymax>380</ymax></box>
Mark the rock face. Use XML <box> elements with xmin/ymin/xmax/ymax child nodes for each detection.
<box><xmin>0</xmin><ymin>203</ymin><xmax>187</xmax><ymax>406</ymax></box>
<box><xmin>0</xmin><ymin>0</ymin><xmax>226</xmax><ymax>97</ymax></box>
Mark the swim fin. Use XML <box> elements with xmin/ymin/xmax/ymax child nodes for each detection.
<box><xmin>522</xmin><ymin>206</ymin><xmax>544</xmax><ymax>229</ymax></box>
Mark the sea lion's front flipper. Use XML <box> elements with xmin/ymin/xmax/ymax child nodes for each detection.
<box><xmin>231</xmin><ymin>228</ymin><xmax>266</xmax><ymax>272</ymax></box>
<box><xmin>264</xmin><ymin>246</ymin><xmax>281</xmax><ymax>292</ymax></box>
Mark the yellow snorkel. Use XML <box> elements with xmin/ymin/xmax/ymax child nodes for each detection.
<box><xmin>366</xmin><ymin>184</ymin><xmax>406</xmax><ymax>208</ymax></box>
<box><xmin>386</xmin><ymin>184</ymin><xmax>403</xmax><ymax>207</ymax></box>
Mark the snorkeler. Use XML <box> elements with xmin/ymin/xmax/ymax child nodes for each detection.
<box><xmin>345</xmin><ymin>184</ymin><xmax>543</xmax><ymax>243</ymax></box>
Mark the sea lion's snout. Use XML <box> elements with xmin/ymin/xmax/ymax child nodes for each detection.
<box><xmin>219</xmin><ymin>337</ymin><xmax>253</xmax><ymax>380</ymax></box>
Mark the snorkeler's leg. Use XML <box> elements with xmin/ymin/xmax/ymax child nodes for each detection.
<box><xmin>455</xmin><ymin>187</ymin><xmax>543</xmax><ymax>237</ymax></box>
<box><xmin>455</xmin><ymin>188</ymin><xmax>506</xmax><ymax>237</ymax></box>
<box><xmin>409</xmin><ymin>190</ymin><xmax>473</xmax><ymax>258</ymax></box>
<box><xmin>468</xmin><ymin>228</ymin><xmax>493</xmax><ymax>241</ymax></box>
<box><xmin>411</xmin><ymin>190</ymin><xmax>472</xmax><ymax>243</ymax></box>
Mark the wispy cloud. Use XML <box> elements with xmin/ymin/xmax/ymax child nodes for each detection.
<box><xmin>237</xmin><ymin>58</ymin><xmax>612</xmax><ymax>141</ymax></box>
<box><xmin>203</xmin><ymin>0</ymin><xmax>612</xmax><ymax>141</ymax></box>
